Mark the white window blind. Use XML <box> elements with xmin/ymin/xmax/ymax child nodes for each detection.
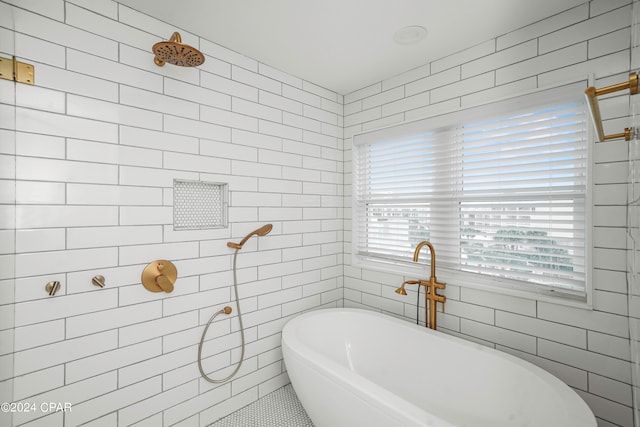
<box><xmin>353</xmin><ymin>84</ymin><xmax>589</xmax><ymax>295</ymax></box>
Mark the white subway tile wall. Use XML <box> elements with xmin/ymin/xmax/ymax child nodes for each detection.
<box><xmin>343</xmin><ymin>2</ymin><xmax>634</xmax><ymax>427</ymax></box>
<box><xmin>1</xmin><ymin>0</ymin><xmax>344</xmax><ymax>425</ymax></box>
<box><xmin>0</xmin><ymin>1</ymin><xmax>635</xmax><ymax>427</ymax></box>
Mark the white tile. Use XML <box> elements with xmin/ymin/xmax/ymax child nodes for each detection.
<box><xmin>259</xmin><ymin>120</ymin><xmax>303</xmax><ymax>141</ymax></box>
<box><xmin>67</xmin><ymin>301</ymin><xmax>162</xmax><ymax>338</ymax></box>
<box><xmin>67</xmin><ymin>3</ymin><xmax>157</xmax><ymax>51</ymax></box>
<box><xmin>587</xmin><ymin>330</ymin><xmax>631</xmax><ymax>361</ymax></box>
<box><xmin>14</xmin><ymin>181</ymin><xmax>64</xmax><ymax>206</ymax></box>
<box><xmin>463</xmin><ymin>40</ymin><xmax>537</xmax><ymax>80</ymax></box>
<box><xmin>164</xmin><ymin>115</ymin><xmax>231</xmax><ymax>142</ymax></box>
<box><xmin>539</xmin><ymin>339</ymin><xmax>630</xmax><ymax>383</ymax></box>
<box><xmin>119</xmin><ymin>311</ymin><xmax>198</xmax><ymax>347</ymax></box>
<box><xmin>16</xmin><ymin>156</ymin><xmax>118</xmax><ymax>185</ymax></box>
<box><xmin>119</xmin><ymin>166</ymin><xmax>197</xmax><ymax>188</ymax></box>
<box><xmin>495</xmin><ymin>311</ymin><xmax>586</xmax><ymax>349</ymax></box>
<box><xmin>259</xmin><ymin>63</ymin><xmax>302</xmax><ymax>88</ymax></box>
<box><xmin>200</xmin><ymin>39</ymin><xmax>258</xmax><ymax>72</ymax></box>
<box><xmin>344</xmin><ymin>82</ymin><xmax>382</xmax><ymax>104</ymax></box>
<box><xmin>303</xmin><ymin>104</ymin><xmax>338</xmax><ymax>125</ymax></box>
<box><xmin>67</xmin><ymin>225</ymin><xmax>162</xmax><ymax>249</ymax></box>
<box><xmin>321</xmin><ymin>97</ymin><xmax>343</xmax><ymax>116</ymax></box>
<box><xmin>68</xmin><ymin>94</ymin><xmax>163</xmax><ymax>130</ymax></box>
<box><xmin>588</xmin><ymin>373</ymin><xmax>632</xmax><ymax>407</ymax></box>
<box><xmin>233</xmin><ymin>66</ymin><xmax>282</xmax><ymax>94</ymax></box>
<box><xmin>589</xmin><ymin>28</ymin><xmax>630</xmax><ymax>59</ymax></box>
<box><xmin>120</xmin><ymin>126</ymin><xmax>199</xmax><ymax>154</ymax></box>
<box><xmin>539</xmin><ymin>5</ymin><xmax>631</xmax><ymax>55</ymax></box>
<box><xmin>303</xmin><ymin>81</ymin><xmax>338</xmax><ymax>102</ymax></box>
<box><xmin>538</xmin><ymin>301</ymin><xmax>628</xmax><ymax>338</ymax></box>
<box><xmin>67</xmin><ymin>49</ymin><xmax>162</xmax><ymax>93</ymax></box>
<box><xmin>67</xmin><ymin>183</ymin><xmax>162</xmax><ymax>206</ymax></box>
<box><xmin>462</xmin><ymin>77</ymin><xmax>537</xmax><ymax>108</ymax></box>
<box><xmin>13</xmin><ymin>373</ymin><xmax>117</xmax><ymax>425</ymax></box>
<box><xmin>201</xmin><ymin>72</ymin><xmax>258</xmax><ymax>102</ymax></box>
<box><xmin>283</xmin><ymin>112</ymin><xmax>321</xmax><ymax>132</ymax></box>
<box><xmin>496</xmin><ymin>43</ymin><xmax>587</xmax><ymax>85</ymax></box>
<box><xmin>164</xmin><ymin>151</ymin><xmax>231</xmax><ymax>174</ymax></box>
<box><xmin>16</xmin><ymin>83</ymin><xmax>65</xmax><ymax>113</ymax></box>
<box><xmin>16</xmin><ymin>107</ymin><xmax>118</xmax><ymax>143</ymax></box>
<box><xmin>164</xmin><ymin>78</ymin><xmax>231</xmax><ymax>110</ymax></box>
<box><xmin>14</xmin><ymin>330</ymin><xmax>117</xmax><ymax>376</ymax></box>
<box><xmin>592</xmin><ymin>248</ymin><xmax>626</xmax><ymax>271</ymax></box>
<box><xmin>381</xmin><ymin>91</ymin><xmax>430</xmax><ymax>117</ymax></box>
<box><xmin>461</xmin><ymin>318</ymin><xmax>537</xmax><ymax>353</ymax></box>
<box><xmin>67</xmin><ymin>0</ymin><xmax>118</xmax><ymax>18</ymax></box>
<box><xmin>460</xmin><ymin>287</ymin><xmax>536</xmax><ymax>316</ymax></box>
<box><xmin>16</xmin><ymin>205</ymin><xmax>118</xmax><ymax>229</ymax></box>
<box><xmin>497</xmin><ymin>4</ymin><xmax>588</xmax><ymax>50</ymax></box>
<box><xmin>282</xmin><ymin>85</ymin><xmax>321</xmax><ymax>108</ymax></box>
<box><xmin>431</xmin><ymin>72</ymin><xmax>495</xmax><ymax>104</ymax></box>
<box><xmin>344</xmin><ymin>106</ymin><xmax>381</xmax><ymax>128</ymax></box>
<box><xmin>66</xmin><ymin>377</ymin><xmax>161</xmax><ymax>427</ymax></box>
<box><xmin>14</xmin><ymin>319</ymin><xmax>65</xmax><ymax>351</ymax></box>
<box><xmin>163</xmin><ymin>288</ymin><xmax>230</xmax><ymax>317</ymax></box>
<box><xmin>201</xmin><ymin>105</ymin><xmax>258</xmax><ymax>132</ymax></box>
<box><xmin>303</xmin><ymin>130</ymin><xmax>338</xmax><ymax>149</ymax></box>
<box><xmin>382</xmin><ymin>64</ymin><xmax>430</xmax><ymax>91</ymax></box>
<box><xmin>16</xmin><ymin>228</ymin><xmax>65</xmax><ymax>253</ymax></box>
<box><xmin>594</xmin><ymin>162</ymin><xmax>628</xmax><ymax>184</ymax></box>
<box><xmin>259</xmin><ymin>90</ymin><xmax>303</xmax><ymax>115</ymax></box>
<box><xmin>0</xmin><ymin>230</ymin><xmax>14</xmax><ymax>255</ymax></box>
<box><xmin>69</xmin><ymin>139</ymin><xmax>160</xmax><ymax>168</ymax></box>
<box><xmin>15</xmin><ymin>132</ymin><xmax>65</xmax><ymax>159</ymax></box>
<box><xmin>119</xmin><ymin>380</ymin><xmax>198</xmax><ymax>427</ymax></box>
<box><xmin>118</xmin><ymin>206</ymin><xmax>172</xmax><ymax>226</ymax></box>
<box><xmin>14</xmin><ymin>6</ymin><xmax>117</xmax><ymax>61</ymax></box>
<box><xmin>593</xmin><ymin>206</ymin><xmax>626</xmax><ymax>227</ymax></box>
<box><xmin>13</xmin><ymin>365</ymin><xmax>64</xmax><ymax>400</ymax></box>
<box><xmin>120</xmin><ymin>86</ymin><xmax>198</xmax><ymax>120</ymax></box>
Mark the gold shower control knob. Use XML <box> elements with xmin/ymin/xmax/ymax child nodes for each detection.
<box><xmin>141</xmin><ymin>260</ymin><xmax>177</xmax><ymax>293</ymax></box>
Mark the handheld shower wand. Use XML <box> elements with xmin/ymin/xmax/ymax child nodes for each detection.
<box><xmin>226</xmin><ymin>224</ymin><xmax>273</xmax><ymax>249</ymax></box>
<box><xmin>198</xmin><ymin>224</ymin><xmax>273</xmax><ymax>384</ymax></box>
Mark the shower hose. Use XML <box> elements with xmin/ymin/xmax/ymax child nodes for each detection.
<box><xmin>197</xmin><ymin>249</ymin><xmax>245</xmax><ymax>383</ymax></box>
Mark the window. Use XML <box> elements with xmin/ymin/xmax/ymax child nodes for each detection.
<box><xmin>352</xmin><ymin>83</ymin><xmax>589</xmax><ymax>299</ymax></box>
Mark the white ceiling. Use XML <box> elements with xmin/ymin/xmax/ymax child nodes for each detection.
<box><xmin>117</xmin><ymin>0</ymin><xmax>587</xmax><ymax>95</ymax></box>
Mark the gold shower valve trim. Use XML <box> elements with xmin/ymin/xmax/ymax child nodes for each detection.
<box><xmin>141</xmin><ymin>260</ymin><xmax>177</xmax><ymax>293</ymax></box>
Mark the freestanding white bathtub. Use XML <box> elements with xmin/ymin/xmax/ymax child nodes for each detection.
<box><xmin>282</xmin><ymin>308</ymin><xmax>596</xmax><ymax>427</ymax></box>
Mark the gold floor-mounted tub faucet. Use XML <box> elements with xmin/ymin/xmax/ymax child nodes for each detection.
<box><xmin>395</xmin><ymin>241</ymin><xmax>446</xmax><ymax>330</ymax></box>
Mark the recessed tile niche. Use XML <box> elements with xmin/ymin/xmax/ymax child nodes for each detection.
<box><xmin>173</xmin><ymin>179</ymin><xmax>228</xmax><ymax>230</ymax></box>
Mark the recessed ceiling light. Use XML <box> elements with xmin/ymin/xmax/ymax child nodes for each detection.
<box><xmin>393</xmin><ymin>25</ymin><xmax>428</xmax><ymax>45</ymax></box>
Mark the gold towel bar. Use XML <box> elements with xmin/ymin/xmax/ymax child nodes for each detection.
<box><xmin>584</xmin><ymin>72</ymin><xmax>637</xmax><ymax>143</ymax></box>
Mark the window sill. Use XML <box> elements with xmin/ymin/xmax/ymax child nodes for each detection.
<box><xmin>352</xmin><ymin>256</ymin><xmax>593</xmax><ymax>310</ymax></box>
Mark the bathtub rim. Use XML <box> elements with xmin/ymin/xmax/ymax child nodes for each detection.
<box><xmin>282</xmin><ymin>307</ymin><xmax>596</xmax><ymax>427</ymax></box>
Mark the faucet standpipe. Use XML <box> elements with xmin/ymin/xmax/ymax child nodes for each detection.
<box><xmin>395</xmin><ymin>241</ymin><xmax>446</xmax><ymax>330</ymax></box>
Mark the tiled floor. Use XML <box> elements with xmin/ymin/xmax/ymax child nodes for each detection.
<box><xmin>209</xmin><ymin>384</ymin><xmax>314</xmax><ymax>427</ymax></box>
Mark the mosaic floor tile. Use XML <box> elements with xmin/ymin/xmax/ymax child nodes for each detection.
<box><xmin>209</xmin><ymin>384</ymin><xmax>314</xmax><ymax>427</ymax></box>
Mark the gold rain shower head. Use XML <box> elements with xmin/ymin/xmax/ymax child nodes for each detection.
<box><xmin>152</xmin><ymin>32</ymin><xmax>205</xmax><ymax>67</ymax></box>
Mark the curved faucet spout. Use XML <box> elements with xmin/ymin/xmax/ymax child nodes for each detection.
<box><xmin>413</xmin><ymin>241</ymin><xmax>436</xmax><ymax>279</ymax></box>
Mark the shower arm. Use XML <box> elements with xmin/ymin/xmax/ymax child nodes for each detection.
<box><xmin>584</xmin><ymin>72</ymin><xmax>637</xmax><ymax>143</ymax></box>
